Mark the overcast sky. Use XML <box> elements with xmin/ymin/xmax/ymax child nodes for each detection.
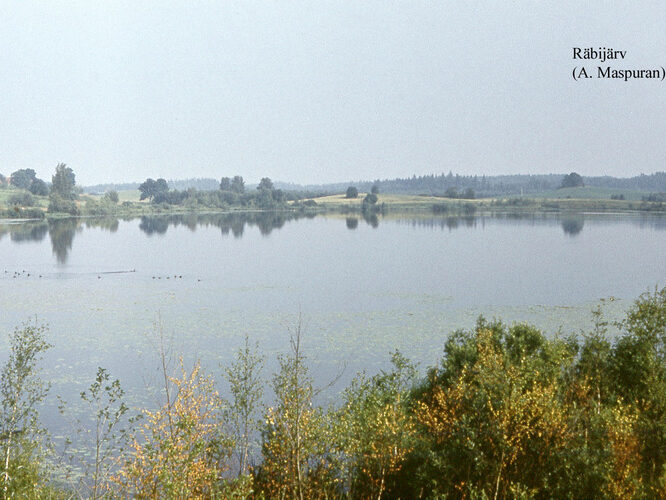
<box><xmin>1</xmin><ymin>1</ymin><xmax>665</xmax><ymax>186</ymax></box>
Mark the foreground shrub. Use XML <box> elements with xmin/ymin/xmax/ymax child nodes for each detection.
<box><xmin>0</xmin><ymin>322</ymin><xmax>52</xmax><ymax>498</ymax></box>
<box><xmin>255</xmin><ymin>325</ymin><xmax>338</xmax><ymax>498</ymax></box>
<box><xmin>112</xmin><ymin>359</ymin><xmax>233</xmax><ymax>497</ymax></box>
<box><xmin>2</xmin><ymin>288</ymin><xmax>664</xmax><ymax>498</ymax></box>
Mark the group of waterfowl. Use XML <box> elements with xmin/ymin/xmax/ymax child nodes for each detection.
<box><xmin>151</xmin><ymin>275</ymin><xmax>202</xmax><ymax>282</ymax></box>
<box><xmin>4</xmin><ymin>269</ymin><xmax>201</xmax><ymax>282</ymax></box>
<box><xmin>5</xmin><ymin>269</ymin><xmax>42</xmax><ymax>278</ymax></box>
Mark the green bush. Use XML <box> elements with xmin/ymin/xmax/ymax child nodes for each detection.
<box><xmin>363</xmin><ymin>193</ymin><xmax>378</xmax><ymax>205</ymax></box>
<box><xmin>104</xmin><ymin>190</ymin><xmax>119</xmax><ymax>204</ymax></box>
<box><xmin>8</xmin><ymin>192</ymin><xmax>35</xmax><ymax>207</ymax></box>
<box><xmin>48</xmin><ymin>195</ymin><xmax>79</xmax><ymax>215</ymax></box>
<box><xmin>1</xmin><ymin>207</ymin><xmax>45</xmax><ymax>219</ymax></box>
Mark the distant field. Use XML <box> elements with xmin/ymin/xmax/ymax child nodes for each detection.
<box><xmin>308</xmin><ymin>191</ymin><xmax>664</xmax><ymax>213</ymax></box>
<box><xmin>309</xmin><ymin>188</ymin><xmax>653</xmax><ymax>206</ymax></box>
<box><xmin>309</xmin><ymin>193</ymin><xmax>451</xmax><ymax>207</ymax></box>
<box><xmin>116</xmin><ymin>189</ymin><xmax>141</xmax><ymax>202</ymax></box>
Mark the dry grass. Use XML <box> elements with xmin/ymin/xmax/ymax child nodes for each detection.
<box><xmin>305</xmin><ymin>193</ymin><xmax>449</xmax><ymax>207</ymax></box>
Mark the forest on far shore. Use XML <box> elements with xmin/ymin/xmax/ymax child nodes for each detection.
<box><xmin>82</xmin><ymin>171</ymin><xmax>666</xmax><ymax>198</ymax></box>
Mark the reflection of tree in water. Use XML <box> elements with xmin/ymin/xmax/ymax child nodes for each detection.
<box><xmin>640</xmin><ymin>214</ymin><xmax>666</xmax><ymax>231</ymax></box>
<box><xmin>8</xmin><ymin>222</ymin><xmax>49</xmax><ymax>243</ymax></box>
<box><xmin>139</xmin><ymin>216</ymin><xmax>169</xmax><ymax>235</ymax></box>
<box><xmin>230</xmin><ymin>217</ymin><xmax>244</xmax><ymax>238</ymax></box>
<box><xmin>183</xmin><ymin>214</ymin><xmax>198</xmax><ymax>231</ymax></box>
<box><xmin>85</xmin><ymin>217</ymin><xmax>119</xmax><ymax>233</ymax></box>
<box><xmin>255</xmin><ymin>213</ymin><xmax>287</xmax><ymax>235</ymax></box>
<box><xmin>561</xmin><ymin>217</ymin><xmax>584</xmax><ymax>236</ymax></box>
<box><xmin>391</xmin><ymin>216</ymin><xmax>482</xmax><ymax>232</ymax></box>
<box><xmin>49</xmin><ymin>218</ymin><xmax>80</xmax><ymax>264</ymax></box>
<box><xmin>137</xmin><ymin>212</ymin><xmax>305</xmax><ymax>238</ymax></box>
<box><xmin>346</xmin><ymin>217</ymin><xmax>359</xmax><ymax>230</ymax></box>
<box><xmin>363</xmin><ymin>213</ymin><xmax>379</xmax><ymax>228</ymax></box>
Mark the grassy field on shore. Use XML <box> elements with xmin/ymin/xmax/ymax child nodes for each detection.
<box><xmin>306</xmin><ymin>191</ymin><xmax>665</xmax><ymax>213</ymax></box>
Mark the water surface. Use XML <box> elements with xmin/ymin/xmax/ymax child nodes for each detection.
<box><xmin>0</xmin><ymin>212</ymin><xmax>663</xmax><ymax>425</ymax></box>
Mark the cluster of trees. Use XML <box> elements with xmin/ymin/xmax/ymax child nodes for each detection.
<box><xmin>345</xmin><ymin>185</ymin><xmax>380</xmax><ymax>199</ymax></box>
<box><xmin>441</xmin><ymin>186</ymin><xmax>475</xmax><ymax>199</ymax></box>
<box><xmin>137</xmin><ymin>175</ymin><xmax>290</xmax><ymax>210</ymax></box>
<box><xmin>0</xmin><ymin>165</ymin><xmax>79</xmax><ymax>200</ymax></box>
<box><xmin>0</xmin><ymin>164</ymin><xmax>83</xmax><ymax>217</ymax></box>
<box><xmin>0</xmin><ymin>169</ymin><xmax>48</xmax><ymax>218</ymax></box>
<box><xmin>341</xmin><ymin>185</ymin><xmax>384</xmax><ymax>217</ymax></box>
<box><xmin>5</xmin><ymin>168</ymin><xmax>49</xmax><ymax>195</ymax></box>
<box><xmin>2</xmin><ymin>164</ymin><xmax>122</xmax><ymax>218</ymax></box>
<box><xmin>138</xmin><ymin>177</ymin><xmax>169</xmax><ymax>202</ymax></box>
<box><xmin>1</xmin><ymin>288</ymin><xmax>664</xmax><ymax>497</ymax></box>
<box><xmin>219</xmin><ymin>175</ymin><xmax>247</xmax><ymax>193</ymax></box>
<box><xmin>642</xmin><ymin>192</ymin><xmax>666</xmax><ymax>202</ymax></box>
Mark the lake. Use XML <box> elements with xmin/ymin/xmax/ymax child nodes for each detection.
<box><xmin>0</xmin><ymin>211</ymin><xmax>664</xmax><ymax>428</ymax></box>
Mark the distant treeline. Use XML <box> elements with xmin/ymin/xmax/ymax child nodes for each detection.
<box><xmin>83</xmin><ymin>178</ymin><xmax>215</xmax><ymax>193</ymax></box>
<box><xmin>84</xmin><ymin>178</ymin><xmax>229</xmax><ymax>194</ymax></box>
<box><xmin>83</xmin><ymin>172</ymin><xmax>666</xmax><ymax>198</ymax></box>
<box><xmin>586</xmin><ymin>172</ymin><xmax>666</xmax><ymax>191</ymax></box>
<box><xmin>299</xmin><ymin>172</ymin><xmax>666</xmax><ymax>197</ymax></box>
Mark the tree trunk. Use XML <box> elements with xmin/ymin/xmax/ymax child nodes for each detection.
<box><xmin>493</xmin><ymin>450</ymin><xmax>505</xmax><ymax>500</ymax></box>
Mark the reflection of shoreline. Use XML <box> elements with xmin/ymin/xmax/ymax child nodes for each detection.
<box><xmin>137</xmin><ymin>211</ymin><xmax>313</xmax><ymax>237</ymax></box>
<box><xmin>389</xmin><ymin>212</ymin><xmax>666</xmax><ymax>233</ymax></box>
<box><xmin>0</xmin><ymin>212</ymin><xmax>664</xmax><ymax>264</ymax></box>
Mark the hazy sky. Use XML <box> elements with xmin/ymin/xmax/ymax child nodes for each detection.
<box><xmin>2</xmin><ymin>1</ymin><xmax>665</xmax><ymax>186</ymax></box>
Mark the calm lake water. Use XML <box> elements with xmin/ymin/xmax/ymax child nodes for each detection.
<box><xmin>0</xmin><ymin>212</ymin><xmax>664</xmax><ymax>428</ymax></box>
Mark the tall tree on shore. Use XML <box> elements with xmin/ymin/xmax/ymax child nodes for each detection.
<box><xmin>219</xmin><ymin>177</ymin><xmax>231</xmax><ymax>191</ymax></box>
<box><xmin>231</xmin><ymin>176</ymin><xmax>245</xmax><ymax>194</ymax></box>
<box><xmin>139</xmin><ymin>178</ymin><xmax>169</xmax><ymax>201</ymax></box>
<box><xmin>51</xmin><ymin>163</ymin><xmax>77</xmax><ymax>199</ymax></box>
<box><xmin>257</xmin><ymin>178</ymin><xmax>274</xmax><ymax>191</ymax></box>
